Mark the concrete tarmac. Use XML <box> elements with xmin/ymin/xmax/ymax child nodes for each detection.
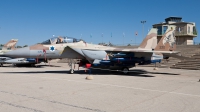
<box><xmin>0</xmin><ymin>63</ymin><xmax>200</xmax><ymax>112</ymax></box>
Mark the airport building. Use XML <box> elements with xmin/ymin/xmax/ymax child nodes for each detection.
<box><xmin>153</xmin><ymin>17</ymin><xmax>198</xmax><ymax>45</ymax></box>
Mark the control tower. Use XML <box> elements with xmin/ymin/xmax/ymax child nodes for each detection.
<box><xmin>153</xmin><ymin>17</ymin><xmax>198</xmax><ymax>45</ymax></box>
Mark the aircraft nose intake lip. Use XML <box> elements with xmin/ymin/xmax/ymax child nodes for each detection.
<box><xmin>5</xmin><ymin>47</ymin><xmax>30</xmax><ymax>57</ymax></box>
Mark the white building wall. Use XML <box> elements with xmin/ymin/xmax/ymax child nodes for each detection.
<box><xmin>187</xmin><ymin>24</ymin><xmax>194</xmax><ymax>35</ymax></box>
<box><xmin>186</xmin><ymin>37</ymin><xmax>193</xmax><ymax>45</ymax></box>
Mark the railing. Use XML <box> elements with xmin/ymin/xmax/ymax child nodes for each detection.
<box><xmin>157</xmin><ymin>31</ymin><xmax>198</xmax><ymax>36</ymax></box>
<box><xmin>157</xmin><ymin>32</ymin><xmax>164</xmax><ymax>35</ymax></box>
<box><xmin>193</xmin><ymin>31</ymin><xmax>198</xmax><ymax>35</ymax></box>
<box><xmin>175</xmin><ymin>31</ymin><xmax>197</xmax><ymax>36</ymax></box>
<box><xmin>175</xmin><ymin>41</ymin><xmax>200</xmax><ymax>45</ymax></box>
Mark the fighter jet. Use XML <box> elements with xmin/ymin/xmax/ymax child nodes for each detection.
<box><xmin>0</xmin><ymin>39</ymin><xmax>18</xmax><ymax>66</ymax></box>
<box><xmin>3</xmin><ymin>27</ymin><xmax>157</xmax><ymax>59</ymax></box>
<box><xmin>0</xmin><ymin>39</ymin><xmax>46</xmax><ymax>67</ymax></box>
<box><xmin>5</xmin><ymin>25</ymin><xmax>180</xmax><ymax>73</ymax></box>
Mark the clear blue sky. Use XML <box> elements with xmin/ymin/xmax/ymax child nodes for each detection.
<box><xmin>0</xmin><ymin>0</ymin><xmax>199</xmax><ymax>46</ymax></box>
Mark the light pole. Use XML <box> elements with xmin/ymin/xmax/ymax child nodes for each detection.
<box><xmin>90</xmin><ymin>33</ymin><xmax>92</xmax><ymax>44</ymax></box>
<box><xmin>101</xmin><ymin>33</ymin><xmax>103</xmax><ymax>45</ymax></box>
<box><xmin>80</xmin><ymin>34</ymin><xmax>82</xmax><ymax>40</ymax></box>
<box><xmin>123</xmin><ymin>32</ymin><xmax>125</xmax><ymax>46</ymax></box>
<box><xmin>141</xmin><ymin>21</ymin><xmax>146</xmax><ymax>39</ymax></box>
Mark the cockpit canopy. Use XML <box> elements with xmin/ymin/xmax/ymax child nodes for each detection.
<box><xmin>41</xmin><ymin>36</ymin><xmax>83</xmax><ymax>45</ymax></box>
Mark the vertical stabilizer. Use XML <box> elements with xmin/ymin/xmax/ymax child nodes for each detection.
<box><xmin>2</xmin><ymin>39</ymin><xmax>18</xmax><ymax>50</ymax></box>
<box><xmin>138</xmin><ymin>28</ymin><xmax>157</xmax><ymax>49</ymax></box>
<box><xmin>154</xmin><ymin>25</ymin><xmax>176</xmax><ymax>51</ymax></box>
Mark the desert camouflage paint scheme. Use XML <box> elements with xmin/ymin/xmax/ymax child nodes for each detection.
<box><xmin>2</xmin><ymin>39</ymin><xmax>18</xmax><ymax>50</ymax></box>
<box><xmin>5</xmin><ymin>26</ymin><xmax>179</xmax><ymax>66</ymax></box>
<box><xmin>155</xmin><ymin>26</ymin><xmax>176</xmax><ymax>51</ymax></box>
<box><xmin>0</xmin><ymin>39</ymin><xmax>18</xmax><ymax>55</ymax></box>
<box><xmin>138</xmin><ymin>28</ymin><xmax>157</xmax><ymax>49</ymax></box>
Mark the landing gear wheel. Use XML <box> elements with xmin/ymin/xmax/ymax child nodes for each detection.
<box><xmin>0</xmin><ymin>63</ymin><xmax>3</xmax><ymax>67</ymax></box>
<box><xmin>122</xmin><ymin>67</ymin><xmax>129</xmax><ymax>74</ymax></box>
<box><xmin>70</xmin><ymin>69</ymin><xmax>74</xmax><ymax>74</ymax></box>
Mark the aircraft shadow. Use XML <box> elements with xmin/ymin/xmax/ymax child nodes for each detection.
<box><xmin>76</xmin><ymin>69</ymin><xmax>180</xmax><ymax>76</ymax></box>
<box><xmin>1</xmin><ymin>70</ymin><xmax>154</xmax><ymax>77</ymax></box>
<box><xmin>148</xmin><ymin>72</ymin><xmax>180</xmax><ymax>75</ymax></box>
<box><xmin>2</xmin><ymin>65</ymin><xmax>61</xmax><ymax>68</ymax></box>
<box><xmin>76</xmin><ymin>69</ymin><xmax>155</xmax><ymax>77</ymax></box>
<box><xmin>1</xmin><ymin>69</ymin><xmax>179</xmax><ymax>77</ymax></box>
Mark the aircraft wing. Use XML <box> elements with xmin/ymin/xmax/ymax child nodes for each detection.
<box><xmin>104</xmin><ymin>49</ymin><xmax>153</xmax><ymax>61</ymax></box>
<box><xmin>60</xmin><ymin>46</ymin><xmax>86</xmax><ymax>59</ymax></box>
<box><xmin>105</xmin><ymin>48</ymin><xmax>192</xmax><ymax>62</ymax></box>
<box><xmin>105</xmin><ymin>49</ymin><xmax>181</xmax><ymax>60</ymax></box>
<box><xmin>105</xmin><ymin>49</ymin><xmax>179</xmax><ymax>55</ymax></box>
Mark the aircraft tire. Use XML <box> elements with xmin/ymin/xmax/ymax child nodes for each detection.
<box><xmin>0</xmin><ymin>63</ymin><xmax>3</xmax><ymax>67</ymax></box>
<box><xmin>122</xmin><ymin>67</ymin><xmax>129</xmax><ymax>75</ymax></box>
<box><xmin>70</xmin><ymin>69</ymin><xmax>74</xmax><ymax>74</ymax></box>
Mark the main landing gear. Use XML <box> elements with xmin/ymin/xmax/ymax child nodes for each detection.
<box><xmin>69</xmin><ymin>69</ymin><xmax>74</xmax><ymax>74</ymax></box>
<box><xmin>121</xmin><ymin>67</ymin><xmax>129</xmax><ymax>75</ymax></box>
<box><xmin>0</xmin><ymin>63</ymin><xmax>3</xmax><ymax>67</ymax></box>
<box><xmin>68</xmin><ymin>59</ymin><xmax>77</xmax><ymax>74</ymax></box>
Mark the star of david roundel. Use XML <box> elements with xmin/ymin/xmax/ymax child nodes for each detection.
<box><xmin>49</xmin><ymin>46</ymin><xmax>55</xmax><ymax>52</ymax></box>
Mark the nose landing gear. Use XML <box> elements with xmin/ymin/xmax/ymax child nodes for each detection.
<box><xmin>68</xmin><ymin>59</ymin><xmax>77</xmax><ymax>74</ymax></box>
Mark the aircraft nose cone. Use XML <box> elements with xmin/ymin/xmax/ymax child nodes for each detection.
<box><xmin>5</xmin><ymin>47</ymin><xmax>30</xmax><ymax>58</ymax></box>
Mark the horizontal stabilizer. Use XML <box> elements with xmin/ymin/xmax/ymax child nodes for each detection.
<box><xmin>162</xmin><ymin>53</ymin><xmax>192</xmax><ymax>60</ymax></box>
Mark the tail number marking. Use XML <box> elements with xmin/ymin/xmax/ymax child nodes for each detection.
<box><xmin>159</xmin><ymin>46</ymin><xmax>165</xmax><ymax>49</ymax></box>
